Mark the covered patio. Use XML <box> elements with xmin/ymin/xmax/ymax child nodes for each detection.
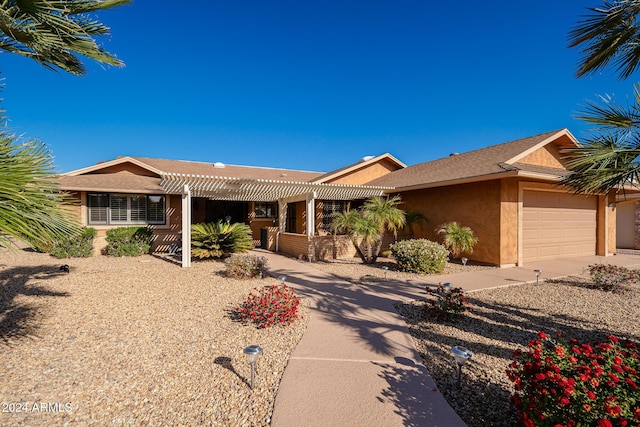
<box><xmin>160</xmin><ymin>173</ymin><xmax>393</xmax><ymax>267</ymax></box>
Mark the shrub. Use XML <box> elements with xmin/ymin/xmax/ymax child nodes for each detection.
<box><xmin>390</xmin><ymin>239</ymin><xmax>448</xmax><ymax>274</ymax></box>
<box><xmin>50</xmin><ymin>227</ymin><xmax>96</xmax><ymax>258</ymax></box>
<box><xmin>506</xmin><ymin>332</ymin><xmax>640</xmax><ymax>427</ymax></box>
<box><xmin>105</xmin><ymin>226</ymin><xmax>154</xmax><ymax>256</ymax></box>
<box><xmin>236</xmin><ymin>284</ymin><xmax>300</xmax><ymax>328</ymax></box>
<box><xmin>437</xmin><ymin>221</ymin><xmax>478</xmax><ymax>259</ymax></box>
<box><xmin>424</xmin><ymin>283</ymin><xmax>471</xmax><ymax>321</ymax></box>
<box><xmin>225</xmin><ymin>254</ymin><xmax>268</xmax><ymax>279</ymax></box>
<box><xmin>191</xmin><ymin>221</ymin><xmax>253</xmax><ymax>259</ymax></box>
<box><xmin>588</xmin><ymin>264</ymin><xmax>640</xmax><ymax>293</ymax></box>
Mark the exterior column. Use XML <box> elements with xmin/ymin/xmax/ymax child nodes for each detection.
<box><xmin>306</xmin><ymin>192</ymin><xmax>316</xmax><ymax>237</ymax></box>
<box><xmin>181</xmin><ymin>184</ymin><xmax>192</xmax><ymax>268</ymax></box>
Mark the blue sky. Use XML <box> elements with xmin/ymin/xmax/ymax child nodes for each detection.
<box><xmin>1</xmin><ymin>1</ymin><xmax>635</xmax><ymax>173</ymax></box>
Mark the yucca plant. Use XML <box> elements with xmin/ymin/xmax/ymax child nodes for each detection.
<box><xmin>437</xmin><ymin>221</ymin><xmax>478</xmax><ymax>259</ymax></box>
<box><xmin>191</xmin><ymin>221</ymin><xmax>253</xmax><ymax>259</ymax></box>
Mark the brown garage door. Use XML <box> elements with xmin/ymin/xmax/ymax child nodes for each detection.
<box><xmin>523</xmin><ymin>190</ymin><xmax>597</xmax><ymax>262</ymax></box>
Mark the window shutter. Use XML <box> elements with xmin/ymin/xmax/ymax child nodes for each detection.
<box><xmin>88</xmin><ymin>194</ymin><xmax>108</xmax><ymax>224</ymax></box>
<box><xmin>130</xmin><ymin>195</ymin><xmax>147</xmax><ymax>222</ymax></box>
<box><xmin>110</xmin><ymin>195</ymin><xmax>128</xmax><ymax>222</ymax></box>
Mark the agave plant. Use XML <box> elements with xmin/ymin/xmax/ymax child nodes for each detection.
<box><xmin>437</xmin><ymin>221</ymin><xmax>478</xmax><ymax>259</ymax></box>
<box><xmin>191</xmin><ymin>221</ymin><xmax>253</xmax><ymax>259</ymax></box>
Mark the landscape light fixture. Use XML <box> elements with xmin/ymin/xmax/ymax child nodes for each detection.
<box><xmin>443</xmin><ymin>282</ymin><xmax>453</xmax><ymax>290</ymax></box>
<box><xmin>461</xmin><ymin>258</ymin><xmax>468</xmax><ymax>268</ymax></box>
<box><xmin>382</xmin><ymin>265</ymin><xmax>389</xmax><ymax>280</ymax></box>
<box><xmin>243</xmin><ymin>345</ymin><xmax>263</xmax><ymax>390</ymax></box>
<box><xmin>278</xmin><ymin>275</ymin><xmax>287</xmax><ymax>286</ymax></box>
<box><xmin>534</xmin><ymin>269</ymin><xmax>542</xmax><ymax>285</ymax></box>
<box><xmin>450</xmin><ymin>345</ymin><xmax>472</xmax><ymax>388</ymax></box>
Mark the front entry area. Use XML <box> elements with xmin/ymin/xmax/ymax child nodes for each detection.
<box><xmin>205</xmin><ymin>201</ymin><xmax>249</xmax><ymax>224</ymax></box>
<box><xmin>522</xmin><ymin>190</ymin><xmax>597</xmax><ymax>262</ymax></box>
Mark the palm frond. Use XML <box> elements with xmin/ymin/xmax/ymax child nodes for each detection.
<box><xmin>569</xmin><ymin>0</ymin><xmax>640</xmax><ymax>79</ymax></box>
<box><xmin>0</xmin><ymin>0</ymin><xmax>130</xmax><ymax>75</ymax></box>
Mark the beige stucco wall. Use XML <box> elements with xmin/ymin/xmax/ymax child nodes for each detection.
<box><xmin>325</xmin><ymin>159</ymin><xmax>400</xmax><ymax>185</ymax></box>
<box><xmin>518</xmin><ymin>144</ymin><xmax>565</xmax><ymax>168</ymax></box>
<box><xmin>499</xmin><ymin>179</ymin><xmax>519</xmax><ymax>266</ymax></box>
<box><xmin>616</xmin><ymin>201</ymin><xmax>636</xmax><ymax>249</ymax></box>
<box><xmin>396</xmin><ymin>180</ymin><xmax>503</xmax><ymax>265</ymax></box>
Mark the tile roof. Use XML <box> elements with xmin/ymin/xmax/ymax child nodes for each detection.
<box><xmin>130</xmin><ymin>157</ymin><xmax>324</xmax><ymax>182</ymax></box>
<box><xmin>367</xmin><ymin>129</ymin><xmax>569</xmax><ymax>189</ymax></box>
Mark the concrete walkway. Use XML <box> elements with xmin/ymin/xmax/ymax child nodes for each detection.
<box><xmin>256</xmin><ymin>250</ymin><xmax>640</xmax><ymax>427</ymax></box>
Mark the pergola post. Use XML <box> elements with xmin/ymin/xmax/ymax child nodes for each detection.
<box><xmin>278</xmin><ymin>200</ymin><xmax>287</xmax><ymax>232</ymax></box>
<box><xmin>306</xmin><ymin>191</ymin><xmax>316</xmax><ymax>237</ymax></box>
<box><xmin>181</xmin><ymin>184</ymin><xmax>192</xmax><ymax>268</ymax></box>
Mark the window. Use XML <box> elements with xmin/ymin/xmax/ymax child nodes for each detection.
<box><xmin>286</xmin><ymin>203</ymin><xmax>297</xmax><ymax>233</ymax></box>
<box><xmin>322</xmin><ymin>200</ymin><xmax>346</xmax><ymax>231</ymax></box>
<box><xmin>88</xmin><ymin>194</ymin><xmax>109</xmax><ymax>224</ymax></box>
<box><xmin>87</xmin><ymin>193</ymin><xmax>166</xmax><ymax>225</ymax></box>
<box><xmin>254</xmin><ymin>202</ymin><xmax>277</xmax><ymax>218</ymax></box>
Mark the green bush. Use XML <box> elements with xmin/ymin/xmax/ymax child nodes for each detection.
<box><xmin>191</xmin><ymin>221</ymin><xmax>253</xmax><ymax>259</ymax></box>
<box><xmin>225</xmin><ymin>254</ymin><xmax>268</xmax><ymax>279</ymax></box>
<box><xmin>50</xmin><ymin>227</ymin><xmax>96</xmax><ymax>258</ymax></box>
<box><xmin>105</xmin><ymin>226</ymin><xmax>154</xmax><ymax>256</ymax></box>
<box><xmin>390</xmin><ymin>239</ymin><xmax>449</xmax><ymax>274</ymax></box>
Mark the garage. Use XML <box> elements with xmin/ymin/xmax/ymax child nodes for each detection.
<box><xmin>522</xmin><ymin>190</ymin><xmax>597</xmax><ymax>262</ymax></box>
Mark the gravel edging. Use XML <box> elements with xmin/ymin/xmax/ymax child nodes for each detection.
<box><xmin>0</xmin><ymin>249</ymin><xmax>309</xmax><ymax>426</ymax></box>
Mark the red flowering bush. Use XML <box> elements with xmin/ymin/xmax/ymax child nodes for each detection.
<box><xmin>236</xmin><ymin>284</ymin><xmax>300</xmax><ymax>328</ymax></box>
<box><xmin>588</xmin><ymin>264</ymin><xmax>640</xmax><ymax>293</ymax></box>
<box><xmin>424</xmin><ymin>284</ymin><xmax>471</xmax><ymax>321</ymax></box>
<box><xmin>507</xmin><ymin>331</ymin><xmax>640</xmax><ymax>427</ymax></box>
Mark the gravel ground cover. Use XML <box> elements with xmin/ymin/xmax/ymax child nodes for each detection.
<box><xmin>0</xmin><ymin>248</ymin><xmax>308</xmax><ymax>426</ymax></box>
<box><xmin>304</xmin><ymin>258</ymin><xmax>640</xmax><ymax>427</ymax></box>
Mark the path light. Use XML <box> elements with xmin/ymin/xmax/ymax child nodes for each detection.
<box><xmin>278</xmin><ymin>275</ymin><xmax>287</xmax><ymax>286</ymax></box>
<box><xmin>461</xmin><ymin>257</ymin><xmax>468</xmax><ymax>268</ymax></box>
<box><xmin>382</xmin><ymin>265</ymin><xmax>389</xmax><ymax>280</ymax></box>
<box><xmin>443</xmin><ymin>282</ymin><xmax>453</xmax><ymax>290</ymax></box>
<box><xmin>243</xmin><ymin>345</ymin><xmax>263</xmax><ymax>390</ymax></box>
<box><xmin>451</xmin><ymin>345</ymin><xmax>473</xmax><ymax>388</ymax></box>
<box><xmin>534</xmin><ymin>269</ymin><xmax>542</xmax><ymax>285</ymax></box>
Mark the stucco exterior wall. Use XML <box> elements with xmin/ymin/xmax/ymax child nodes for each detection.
<box><xmin>616</xmin><ymin>201</ymin><xmax>636</xmax><ymax>249</ymax></box>
<box><xmin>326</xmin><ymin>159</ymin><xmax>400</xmax><ymax>185</ymax></box>
<box><xmin>396</xmin><ymin>180</ymin><xmax>503</xmax><ymax>265</ymax></box>
<box><xmin>499</xmin><ymin>179</ymin><xmax>519</xmax><ymax>266</ymax></box>
<box><xmin>518</xmin><ymin>144</ymin><xmax>565</xmax><ymax>168</ymax></box>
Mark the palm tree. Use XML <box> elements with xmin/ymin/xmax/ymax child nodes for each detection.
<box><xmin>0</xmin><ymin>1</ymin><xmax>128</xmax><ymax>249</ymax></box>
<box><xmin>0</xmin><ymin>131</ymin><xmax>79</xmax><ymax>250</ymax></box>
<box><xmin>331</xmin><ymin>196</ymin><xmax>405</xmax><ymax>264</ymax></box>
<box><xmin>437</xmin><ymin>222</ymin><xmax>478</xmax><ymax>259</ymax></box>
<box><xmin>563</xmin><ymin>1</ymin><xmax>640</xmax><ymax>193</ymax></box>
<box><xmin>403</xmin><ymin>210</ymin><xmax>428</xmax><ymax>238</ymax></box>
<box><xmin>0</xmin><ymin>0</ymin><xmax>130</xmax><ymax>76</ymax></box>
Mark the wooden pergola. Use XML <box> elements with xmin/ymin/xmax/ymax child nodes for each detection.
<box><xmin>160</xmin><ymin>173</ymin><xmax>393</xmax><ymax>267</ymax></box>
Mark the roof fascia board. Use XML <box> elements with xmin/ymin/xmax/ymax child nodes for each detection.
<box><xmin>504</xmin><ymin>129</ymin><xmax>580</xmax><ymax>165</ymax></box>
<box><xmin>62</xmin><ymin>156</ymin><xmax>164</xmax><ymax>177</ymax></box>
<box><xmin>314</xmin><ymin>153</ymin><xmax>406</xmax><ymax>184</ymax></box>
